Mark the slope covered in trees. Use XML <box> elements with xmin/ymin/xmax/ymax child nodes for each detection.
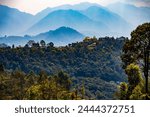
<box><xmin>0</xmin><ymin>36</ymin><xmax>126</xmax><ymax>99</ymax></box>
<box><xmin>0</xmin><ymin>70</ymin><xmax>82</xmax><ymax>100</ymax></box>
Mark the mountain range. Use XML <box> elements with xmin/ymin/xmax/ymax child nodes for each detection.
<box><xmin>0</xmin><ymin>27</ymin><xmax>84</xmax><ymax>46</ymax></box>
<box><xmin>0</xmin><ymin>5</ymin><xmax>33</xmax><ymax>36</ymax></box>
<box><xmin>33</xmin><ymin>26</ymin><xmax>84</xmax><ymax>46</ymax></box>
<box><xmin>34</xmin><ymin>2</ymin><xmax>100</xmax><ymax>23</ymax></box>
<box><xmin>27</xmin><ymin>9</ymin><xmax>108</xmax><ymax>36</ymax></box>
<box><xmin>0</xmin><ymin>2</ymin><xmax>150</xmax><ymax>45</ymax></box>
<box><xmin>81</xmin><ymin>6</ymin><xmax>131</xmax><ymax>36</ymax></box>
<box><xmin>107</xmin><ymin>2</ymin><xmax>150</xmax><ymax>27</ymax></box>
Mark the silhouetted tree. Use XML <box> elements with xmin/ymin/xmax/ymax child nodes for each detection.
<box><xmin>0</xmin><ymin>64</ymin><xmax>4</xmax><ymax>72</ymax></box>
<box><xmin>121</xmin><ymin>23</ymin><xmax>150</xmax><ymax>99</ymax></box>
<box><xmin>12</xmin><ymin>44</ymin><xmax>15</xmax><ymax>49</ymax></box>
<box><xmin>40</xmin><ymin>40</ymin><xmax>46</xmax><ymax>47</ymax></box>
<box><xmin>47</xmin><ymin>42</ymin><xmax>54</xmax><ymax>47</ymax></box>
<box><xmin>27</xmin><ymin>40</ymin><xmax>35</xmax><ymax>47</ymax></box>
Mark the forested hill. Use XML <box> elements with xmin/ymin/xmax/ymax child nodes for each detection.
<box><xmin>0</xmin><ymin>37</ymin><xmax>127</xmax><ymax>99</ymax></box>
<box><xmin>0</xmin><ymin>37</ymin><xmax>126</xmax><ymax>81</ymax></box>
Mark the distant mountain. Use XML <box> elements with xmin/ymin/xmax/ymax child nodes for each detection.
<box><xmin>34</xmin><ymin>2</ymin><xmax>100</xmax><ymax>23</ymax></box>
<box><xmin>64</xmin><ymin>2</ymin><xmax>100</xmax><ymax>10</ymax></box>
<box><xmin>0</xmin><ymin>5</ymin><xmax>33</xmax><ymax>36</ymax></box>
<box><xmin>33</xmin><ymin>8</ymin><xmax>52</xmax><ymax>24</ymax></box>
<box><xmin>81</xmin><ymin>6</ymin><xmax>132</xmax><ymax>37</ymax></box>
<box><xmin>107</xmin><ymin>2</ymin><xmax>150</xmax><ymax>27</ymax></box>
<box><xmin>0</xmin><ymin>35</ymin><xmax>32</xmax><ymax>46</ymax></box>
<box><xmin>33</xmin><ymin>27</ymin><xmax>84</xmax><ymax>46</ymax></box>
<box><xmin>27</xmin><ymin>9</ymin><xmax>108</xmax><ymax>36</ymax></box>
<box><xmin>0</xmin><ymin>27</ymin><xmax>84</xmax><ymax>46</ymax></box>
<box><xmin>0</xmin><ymin>43</ymin><xmax>9</xmax><ymax>48</ymax></box>
<box><xmin>1</xmin><ymin>2</ymin><xmax>149</xmax><ymax>37</ymax></box>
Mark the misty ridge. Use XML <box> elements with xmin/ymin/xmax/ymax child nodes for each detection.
<box><xmin>0</xmin><ymin>2</ymin><xmax>150</xmax><ymax>46</ymax></box>
<box><xmin>0</xmin><ymin>27</ymin><xmax>84</xmax><ymax>46</ymax></box>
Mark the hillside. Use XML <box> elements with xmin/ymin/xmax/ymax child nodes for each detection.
<box><xmin>0</xmin><ymin>37</ymin><xmax>127</xmax><ymax>99</ymax></box>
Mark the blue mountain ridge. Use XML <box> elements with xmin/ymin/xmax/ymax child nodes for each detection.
<box><xmin>81</xmin><ymin>5</ymin><xmax>132</xmax><ymax>37</ymax></box>
<box><xmin>107</xmin><ymin>2</ymin><xmax>150</xmax><ymax>27</ymax></box>
<box><xmin>0</xmin><ymin>5</ymin><xmax>33</xmax><ymax>36</ymax></box>
<box><xmin>0</xmin><ymin>27</ymin><xmax>84</xmax><ymax>46</ymax></box>
<box><xmin>0</xmin><ymin>2</ymin><xmax>149</xmax><ymax>38</ymax></box>
<box><xmin>27</xmin><ymin>9</ymin><xmax>108</xmax><ymax>36</ymax></box>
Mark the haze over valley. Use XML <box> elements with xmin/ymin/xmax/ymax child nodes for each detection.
<box><xmin>0</xmin><ymin>2</ymin><xmax>149</xmax><ymax>46</ymax></box>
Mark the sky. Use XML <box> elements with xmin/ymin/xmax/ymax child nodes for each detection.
<box><xmin>0</xmin><ymin>0</ymin><xmax>150</xmax><ymax>14</ymax></box>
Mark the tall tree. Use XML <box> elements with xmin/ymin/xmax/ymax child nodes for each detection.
<box><xmin>126</xmin><ymin>64</ymin><xmax>144</xmax><ymax>99</ymax></box>
<box><xmin>40</xmin><ymin>40</ymin><xmax>46</xmax><ymax>47</ymax></box>
<box><xmin>27</xmin><ymin>40</ymin><xmax>35</xmax><ymax>47</ymax></box>
<box><xmin>121</xmin><ymin>23</ymin><xmax>150</xmax><ymax>99</ymax></box>
<box><xmin>0</xmin><ymin>64</ymin><xmax>4</xmax><ymax>72</ymax></box>
<box><xmin>47</xmin><ymin>42</ymin><xmax>54</xmax><ymax>47</ymax></box>
<box><xmin>11</xmin><ymin>70</ymin><xmax>26</xmax><ymax>99</ymax></box>
<box><xmin>57</xmin><ymin>71</ymin><xmax>71</xmax><ymax>91</ymax></box>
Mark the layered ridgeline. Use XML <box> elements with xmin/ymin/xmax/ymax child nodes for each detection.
<box><xmin>0</xmin><ymin>2</ymin><xmax>149</xmax><ymax>37</ymax></box>
<box><xmin>108</xmin><ymin>2</ymin><xmax>150</xmax><ymax>27</ymax></box>
<box><xmin>0</xmin><ymin>5</ymin><xmax>33</xmax><ymax>36</ymax></box>
<box><xmin>0</xmin><ymin>37</ymin><xmax>126</xmax><ymax>99</ymax></box>
<box><xmin>81</xmin><ymin>6</ymin><xmax>131</xmax><ymax>36</ymax></box>
<box><xmin>0</xmin><ymin>27</ymin><xmax>84</xmax><ymax>46</ymax></box>
<box><xmin>30</xmin><ymin>2</ymin><xmax>101</xmax><ymax>25</ymax></box>
<box><xmin>28</xmin><ymin>6</ymin><xmax>130</xmax><ymax>36</ymax></box>
<box><xmin>27</xmin><ymin>9</ymin><xmax>108</xmax><ymax>36</ymax></box>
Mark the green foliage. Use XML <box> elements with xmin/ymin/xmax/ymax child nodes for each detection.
<box><xmin>0</xmin><ymin>36</ymin><xmax>126</xmax><ymax>99</ymax></box>
<box><xmin>0</xmin><ymin>37</ymin><xmax>126</xmax><ymax>82</ymax></box>
<box><xmin>11</xmin><ymin>70</ymin><xmax>26</xmax><ymax>99</ymax></box>
<box><xmin>121</xmin><ymin>23</ymin><xmax>150</xmax><ymax>68</ymax></box>
<box><xmin>120</xmin><ymin>23</ymin><xmax>150</xmax><ymax>100</ymax></box>
<box><xmin>117</xmin><ymin>63</ymin><xmax>145</xmax><ymax>100</ymax></box>
<box><xmin>126</xmin><ymin>64</ymin><xmax>143</xmax><ymax>87</ymax></box>
<box><xmin>129</xmin><ymin>85</ymin><xmax>144</xmax><ymax>100</ymax></box>
<box><xmin>0</xmin><ymin>69</ymin><xmax>79</xmax><ymax>100</ymax></box>
<box><xmin>81</xmin><ymin>82</ymin><xmax>85</xmax><ymax>99</ymax></box>
<box><xmin>0</xmin><ymin>64</ymin><xmax>4</xmax><ymax>72</ymax></box>
<box><xmin>26</xmin><ymin>84</ymin><xmax>42</xmax><ymax>100</ymax></box>
<box><xmin>117</xmin><ymin>82</ymin><xmax>128</xmax><ymax>100</ymax></box>
<box><xmin>126</xmin><ymin>64</ymin><xmax>144</xmax><ymax>99</ymax></box>
<box><xmin>57</xmin><ymin>71</ymin><xmax>72</xmax><ymax>91</ymax></box>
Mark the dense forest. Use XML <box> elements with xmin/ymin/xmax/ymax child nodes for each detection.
<box><xmin>0</xmin><ymin>23</ymin><xmax>150</xmax><ymax>100</ymax></box>
<box><xmin>0</xmin><ymin>36</ymin><xmax>126</xmax><ymax>99</ymax></box>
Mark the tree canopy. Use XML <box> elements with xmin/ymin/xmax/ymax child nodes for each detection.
<box><xmin>120</xmin><ymin>23</ymin><xmax>150</xmax><ymax>99</ymax></box>
<box><xmin>0</xmin><ymin>36</ymin><xmax>126</xmax><ymax>99</ymax></box>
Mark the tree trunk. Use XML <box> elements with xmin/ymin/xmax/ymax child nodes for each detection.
<box><xmin>144</xmin><ymin>40</ymin><xmax>150</xmax><ymax>100</ymax></box>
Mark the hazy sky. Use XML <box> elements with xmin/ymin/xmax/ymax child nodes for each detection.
<box><xmin>0</xmin><ymin>0</ymin><xmax>149</xmax><ymax>14</ymax></box>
